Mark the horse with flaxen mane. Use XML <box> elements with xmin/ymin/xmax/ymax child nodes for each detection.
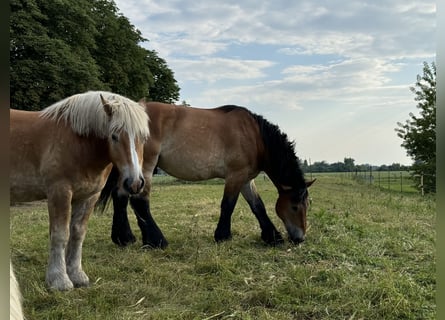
<box><xmin>10</xmin><ymin>91</ymin><xmax>149</xmax><ymax>290</ymax></box>
<box><xmin>96</xmin><ymin>102</ymin><xmax>315</xmax><ymax>249</ymax></box>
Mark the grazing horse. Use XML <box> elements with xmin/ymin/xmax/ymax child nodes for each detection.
<box><xmin>10</xmin><ymin>91</ymin><xmax>149</xmax><ymax>291</ymax></box>
<box><xmin>96</xmin><ymin>102</ymin><xmax>315</xmax><ymax>249</ymax></box>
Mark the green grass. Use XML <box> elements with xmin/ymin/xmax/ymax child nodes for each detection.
<box><xmin>10</xmin><ymin>174</ymin><xmax>435</xmax><ymax>319</ymax></box>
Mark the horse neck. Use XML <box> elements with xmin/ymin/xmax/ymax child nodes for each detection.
<box><xmin>261</xmin><ymin>152</ymin><xmax>305</xmax><ymax>192</ymax></box>
<box><xmin>250</xmin><ymin>111</ymin><xmax>305</xmax><ymax>192</ymax></box>
<box><xmin>68</xmin><ymin>133</ymin><xmax>112</xmax><ymax>172</ymax></box>
<box><xmin>262</xmin><ymin>165</ymin><xmax>288</xmax><ymax>191</ymax></box>
<box><xmin>89</xmin><ymin>138</ymin><xmax>114</xmax><ymax>170</ymax></box>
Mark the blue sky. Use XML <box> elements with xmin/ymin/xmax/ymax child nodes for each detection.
<box><xmin>114</xmin><ymin>0</ymin><xmax>435</xmax><ymax>165</ymax></box>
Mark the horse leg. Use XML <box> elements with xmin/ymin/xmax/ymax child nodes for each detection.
<box><xmin>214</xmin><ymin>187</ymin><xmax>240</xmax><ymax>242</ymax></box>
<box><xmin>65</xmin><ymin>195</ymin><xmax>98</xmax><ymax>288</ymax></box>
<box><xmin>129</xmin><ymin>192</ymin><xmax>168</xmax><ymax>249</ymax></box>
<box><xmin>241</xmin><ymin>180</ymin><xmax>284</xmax><ymax>245</ymax></box>
<box><xmin>46</xmin><ymin>187</ymin><xmax>74</xmax><ymax>291</ymax></box>
<box><xmin>111</xmin><ymin>188</ymin><xmax>136</xmax><ymax>246</ymax></box>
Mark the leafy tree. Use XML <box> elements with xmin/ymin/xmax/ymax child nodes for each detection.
<box><xmin>311</xmin><ymin>161</ymin><xmax>329</xmax><ymax>172</ymax></box>
<box><xmin>144</xmin><ymin>50</ymin><xmax>180</xmax><ymax>103</ymax></box>
<box><xmin>301</xmin><ymin>159</ymin><xmax>309</xmax><ymax>172</ymax></box>
<box><xmin>396</xmin><ymin>61</ymin><xmax>436</xmax><ymax>193</ymax></box>
<box><xmin>10</xmin><ymin>0</ymin><xmax>103</xmax><ymax>109</ymax></box>
<box><xmin>91</xmin><ymin>0</ymin><xmax>150</xmax><ymax>99</ymax></box>
<box><xmin>10</xmin><ymin>0</ymin><xmax>180</xmax><ymax>109</ymax></box>
<box><xmin>90</xmin><ymin>0</ymin><xmax>180</xmax><ymax>102</ymax></box>
<box><xmin>343</xmin><ymin>157</ymin><xmax>355</xmax><ymax>172</ymax></box>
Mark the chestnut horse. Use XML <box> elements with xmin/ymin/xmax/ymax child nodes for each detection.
<box><xmin>96</xmin><ymin>102</ymin><xmax>315</xmax><ymax>249</ymax></box>
<box><xmin>10</xmin><ymin>91</ymin><xmax>149</xmax><ymax>291</ymax></box>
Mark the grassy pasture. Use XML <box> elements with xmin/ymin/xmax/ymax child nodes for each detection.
<box><xmin>10</xmin><ymin>174</ymin><xmax>435</xmax><ymax>319</ymax></box>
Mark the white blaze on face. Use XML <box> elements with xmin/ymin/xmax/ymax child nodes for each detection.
<box><xmin>120</xmin><ymin>134</ymin><xmax>143</xmax><ymax>193</ymax></box>
<box><xmin>130</xmin><ymin>135</ymin><xmax>141</xmax><ymax>176</ymax></box>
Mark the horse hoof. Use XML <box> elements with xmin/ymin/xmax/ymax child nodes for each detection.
<box><xmin>142</xmin><ymin>238</ymin><xmax>169</xmax><ymax>250</ymax></box>
<box><xmin>261</xmin><ymin>230</ymin><xmax>284</xmax><ymax>246</ymax></box>
<box><xmin>112</xmin><ymin>233</ymin><xmax>137</xmax><ymax>247</ymax></box>
<box><xmin>214</xmin><ymin>224</ymin><xmax>233</xmax><ymax>242</ymax></box>
<box><xmin>46</xmin><ymin>274</ymin><xmax>74</xmax><ymax>291</ymax></box>
<box><xmin>214</xmin><ymin>232</ymin><xmax>232</xmax><ymax>243</ymax></box>
<box><xmin>68</xmin><ymin>270</ymin><xmax>90</xmax><ymax>288</ymax></box>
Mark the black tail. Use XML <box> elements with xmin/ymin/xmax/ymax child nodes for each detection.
<box><xmin>95</xmin><ymin>166</ymin><xmax>120</xmax><ymax>214</ymax></box>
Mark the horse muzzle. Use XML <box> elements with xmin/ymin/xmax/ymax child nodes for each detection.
<box><xmin>286</xmin><ymin>226</ymin><xmax>305</xmax><ymax>244</ymax></box>
<box><xmin>123</xmin><ymin>175</ymin><xmax>145</xmax><ymax>195</ymax></box>
<box><xmin>289</xmin><ymin>235</ymin><xmax>305</xmax><ymax>245</ymax></box>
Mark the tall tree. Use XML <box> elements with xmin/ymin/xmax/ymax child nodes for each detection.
<box><xmin>10</xmin><ymin>0</ymin><xmax>180</xmax><ymax>109</ymax></box>
<box><xmin>144</xmin><ymin>50</ymin><xmax>180</xmax><ymax>103</ymax></box>
<box><xmin>91</xmin><ymin>0</ymin><xmax>151</xmax><ymax>100</ymax></box>
<box><xmin>396</xmin><ymin>61</ymin><xmax>436</xmax><ymax>193</ymax></box>
<box><xmin>10</xmin><ymin>0</ymin><xmax>103</xmax><ymax>109</ymax></box>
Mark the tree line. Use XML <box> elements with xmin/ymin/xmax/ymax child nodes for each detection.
<box><xmin>300</xmin><ymin>158</ymin><xmax>410</xmax><ymax>174</ymax></box>
<box><xmin>10</xmin><ymin>0</ymin><xmax>180</xmax><ymax>110</ymax></box>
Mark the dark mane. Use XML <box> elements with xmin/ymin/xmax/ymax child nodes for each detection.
<box><xmin>216</xmin><ymin>105</ymin><xmax>244</xmax><ymax>113</ymax></box>
<box><xmin>217</xmin><ymin>105</ymin><xmax>306</xmax><ymax>190</ymax></box>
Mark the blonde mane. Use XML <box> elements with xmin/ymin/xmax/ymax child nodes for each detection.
<box><xmin>40</xmin><ymin>91</ymin><xmax>149</xmax><ymax>139</ymax></box>
<box><xmin>10</xmin><ymin>261</ymin><xmax>24</xmax><ymax>320</ymax></box>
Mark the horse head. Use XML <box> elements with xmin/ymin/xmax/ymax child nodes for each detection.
<box><xmin>275</xmin><ymin>179</ymin><xmax>316</xmax><ymax>244</ymax></box>
<box><xmin>100</xmin><ymin>94</ymin><xmax>148</xmax><ymax>195</ymax></box>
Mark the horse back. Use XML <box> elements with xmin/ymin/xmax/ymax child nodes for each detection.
<box><xmin>10</xmin><ymin>109</ymin><xmax>111</xmax><ymax>203</ymax></box>
<box><xmin>143</xmin><ymin>102</ymin><xmax>265</xmax><ymax>181</ymax></box>
<box><xmin>10</xmin><ymin>109</ymin><xmax>72</xmax><ymax>168</ymax></box>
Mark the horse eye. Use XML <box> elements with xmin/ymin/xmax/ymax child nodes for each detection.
<box><xmin>291</xmin><ymin>205</ymin><xmax>299</xmax><ymax>211</ymax></box>
<box><xmin>111</xmin><ymin>133</ymin><xmax>119</xmax><ymax>142</ymax></box>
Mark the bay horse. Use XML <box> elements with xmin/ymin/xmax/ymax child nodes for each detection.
<box><xmin>96</xmin><ymin>102</ymin><xmax>315</xmax><ymax>249</ymax></box>
<box><xmin>10</xmin><ymin>91</ymin><xmax>149</xmax><ymax>291</ymax></box>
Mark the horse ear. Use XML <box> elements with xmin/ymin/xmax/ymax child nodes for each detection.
<box><xmin>100</xmin><ymin>94</ymin><xmax>113</xmax><ymax>117</ymax></box>
<box><xmin>306</xmin><ymin>179</ymin><xmax>316</xmax><ymax>188</ymax></box>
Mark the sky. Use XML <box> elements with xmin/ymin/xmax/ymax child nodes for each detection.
<box><xmin>114</xmin><ymin>0</ymin><xmax>436</xmax><ymax>166</ymax></box>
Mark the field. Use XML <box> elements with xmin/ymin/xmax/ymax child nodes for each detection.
<box><xmin>10</xmin><ymin>174</ymin><xmax>435</xmax><ymax>319</ymax></box>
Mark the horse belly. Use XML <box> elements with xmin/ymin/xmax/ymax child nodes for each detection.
<box><xmin>158</xmin><ymin>152</ymin><xmax>225</xmax><ymax>181</ymax></box>
<box><xmin>10</xmin><ymin>173</ymin><xmax>47</xmax><ymax>203</ymax></box>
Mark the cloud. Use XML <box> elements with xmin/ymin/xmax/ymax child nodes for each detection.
<box><xmin>116</xmin><ymin>0</ymin><xmax>434</xmax><ymax>58</ymax></box>
<box><xmin>186</xmin><ymin>83</ymin><xmax>306</xmax><ymax>112</ymax></box>
<box><xmin>113</xmin><ymin>0</ymin><xmax>435</xmax><ymax>164</ymax></box>
<box><xmin>170</xmin><ymin>53</ymin><xmax>415</xmax><ymax>114</ymax></box>
<box><xmin>171</xmin><ymin>58</ymin><xmax>275</xmax><ymax>82</ymax></box>
<box><xmin>282</xmin><ymin>58</ymin><xmax>402</xmax><ymax>90</ymax></box>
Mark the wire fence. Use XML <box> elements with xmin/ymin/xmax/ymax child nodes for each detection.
<box><xmin>353</xmin><ymin>169</ymin><xmax>417</xmax><ymax>194</ymax></box>
<box><xmin>307</xmin><ymin>169</ymin><xmax>432</xmax><ymax>195</ymax></box>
